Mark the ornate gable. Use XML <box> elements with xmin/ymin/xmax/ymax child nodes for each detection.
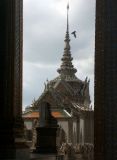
<box><xmin>54</xmin><ymin>80</ymin><xmax>73</xmax><ymax>96</ymax></box>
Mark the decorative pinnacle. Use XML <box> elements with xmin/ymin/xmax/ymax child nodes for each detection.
<box><xmin>67</xmin><ymin>2</ymin><xmax>69</xmax><ymax>33</ymax></box>
<box><xmin>57</xmin><ymin>2</ymin><xmax>77</xmax><ymax>78</ymax></box>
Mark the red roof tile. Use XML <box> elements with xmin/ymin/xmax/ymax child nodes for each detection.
<box><xmin>23</xmin><ymin>111</ymin><xmax>65</xmax><ymax>119</ymax></box>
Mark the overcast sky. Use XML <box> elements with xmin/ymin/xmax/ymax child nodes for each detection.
<box><xmin>23</xmin><ymin>0</ymin><xmax>96</xmax><ymax>110</ymax></box>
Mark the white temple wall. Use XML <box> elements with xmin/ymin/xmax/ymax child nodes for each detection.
<box><xmin>24</xmin><ymin>120</ymin><xmax>33</xmax><ymax>130</ymax></box>
<box><xmin>58</xmin><ymin>118</ymin><xmax>81</xmax><ymax>145</ymax></box>
<box><xmin>58</xmin><ymin>120</ymin><xmax>69</xmax><ymax>142</ymax></box>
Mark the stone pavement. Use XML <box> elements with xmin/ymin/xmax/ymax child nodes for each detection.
<box><xmin>30</xmin><ymin>153</ymin><xmax>57</xmax><ymax>160</ymax></box>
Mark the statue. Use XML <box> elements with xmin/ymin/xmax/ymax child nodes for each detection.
<box><xmin>31</xmin><ymin>119</ymin><xmax>39</xmax><ymax>150</ymax></box>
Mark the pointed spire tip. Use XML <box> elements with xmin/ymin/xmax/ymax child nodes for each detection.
<box><xmin>67</xmin><ymin>2</ymin><xmax>69</xmax><ymax>10</ymax></box>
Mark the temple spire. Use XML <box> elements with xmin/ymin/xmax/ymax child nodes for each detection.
<box><xmin>67</xmin><ymin>2</ymin><xmax>69</xmax><ymax>33</ymax></box>
<box><xmin>57</xmin><ymin>2</ymin><xmax>77</xmax><ymax>80</ymax></box>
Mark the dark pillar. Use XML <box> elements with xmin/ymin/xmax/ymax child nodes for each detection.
<box><xmin>95</xmin><ymin>0</ymin><xmax>117</xmax><ymax>160</ymax></box>
<box><xmin>76</xmin><ymin>118</ymin><xmax>80</xmax><ymax>143</ymax></box>
<box><xmin>0</xmin><ymin>0</ymin><xmax>16</xmax><ymax>159</ymax></box>
<box><xmin>76</xmin><ymin>117</ymin><xmax>80</xmax><ymax>144</ymax></box>
<box><xmin>13</xmin><ymin>0</ymin><xmax>25</xmax><ymax>145</ymax></box>
<box><xmin>68</xmin><ymin>119</ymin><xmax>73</xmax><ymax>143</ymax></box>
<box><xmin>0</xmin><ymin>0</ymin><xmax>25</xmax><ymax>158</ymax></box>
<box><xmin>84</xmin><ymin>112</ymin><xmax>94</xmax><ymax>144</ymax></box>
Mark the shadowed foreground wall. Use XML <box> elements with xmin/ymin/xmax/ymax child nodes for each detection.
<box><xmin>0</xmin><ymin>0</ymin><xmax>23</xmax><ymax>158</ymax></box>
<box><xmin>95</xmin><ymin>0</ymin><xmax>117</xmax><ymax>160</ymax></box>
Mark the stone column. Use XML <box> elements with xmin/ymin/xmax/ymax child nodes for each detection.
<box><xmin>84</xmin><ymin>112</ymin><xmax>94</xmax><ymax>144</ymax></box>
<box><xmin>0</xmin><ymin>0</ymin><xmax>16</xmax><ymax>159</ymax></box>
<box><xmin>84</xmin><ymin>113</ymin><xmax>90</xmax><ymax>143</ymax></box>
<box><xmin>13</xmin><ymin>0</ymin><xmax>25</xmax><ymax>145</ymax></box>
<box><xmin>76</xmin><ymin>118</ymin><xmax>80</xmax><ymax>143</ymax></box>
<box><xmin>0</xmin><ymin>0</ymin><xmax>27</xmax><ymax>159</ymax></box>
<box><xmin>68</xmin><ymin>119</ymin><xmax>73</xmax><ymax>143</ymax></box>
<box><xmin>79</xmin><ymin>116</ymin><xmax>84</xmax><ymax>144</ymax></box>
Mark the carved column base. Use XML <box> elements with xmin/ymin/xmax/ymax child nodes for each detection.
<box><xmin>14</xmin><ymin>117</ymin><xmax>28</xmax><ymax>149</ymax></box>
